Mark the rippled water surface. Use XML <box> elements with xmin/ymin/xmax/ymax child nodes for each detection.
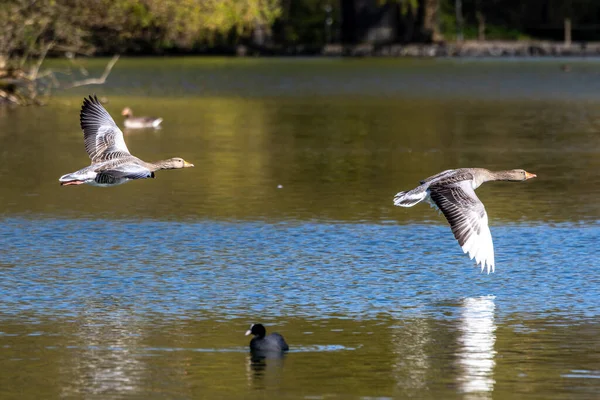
<box><xmin>1</xmin><ymin>57</ymin><xmax>599</xmax><ymax>399</ymax></box>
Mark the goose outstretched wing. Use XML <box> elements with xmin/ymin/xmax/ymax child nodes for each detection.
<box><xmin>429</xmin><ymin>181</ymin><xmax>495</xmax><ymax>273</ymax></box>
<box><xmin>80</xmin><ymin>95</ymin><xmax>130</xmax><ymax>163</ymax></box>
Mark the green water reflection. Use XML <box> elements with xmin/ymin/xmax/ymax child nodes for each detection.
<box><xmin>1</xmin><ymin>58</ymin><xmax>599</xmax><ymax>399</ymax></box>
<box><xmin>1</xmin><ymin>310</ymin><xmax>599</xmax><ymax>399</ymax></box>
<box><xmin>1</xmin><ymin>93</ymin><xmax>599</xmax><ymax>222</ymax></box>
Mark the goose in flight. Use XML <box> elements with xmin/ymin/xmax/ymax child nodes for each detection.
<box><xmin>59</xmin><ymin>95</ymin><xmax>193</xmax><ymax>187</ymax></box>
<box><xmin>393</xmin><ymin>168</ymin><xmax>536</xmax><ymax>273</ymax></box>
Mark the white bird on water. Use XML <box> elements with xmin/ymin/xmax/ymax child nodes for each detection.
<box><xmin>393</xmin><ymin>168</ymin><xmax>536</xmax><ymax>273</ymax></box>
<box><xmin>121</xmin><ymin>107</ymin><xmax>163</xmax><ymax>129</ymax></box>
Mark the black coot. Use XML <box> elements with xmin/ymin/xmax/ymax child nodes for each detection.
<box><xmin>245</xmin><ymin>323</ymin><xmax>289</xmax><ymax>352</ymax></box>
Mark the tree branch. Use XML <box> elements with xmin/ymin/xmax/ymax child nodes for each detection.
<box><xmin>28</xmin><ymin>41</ymin><xmax>55</xmax><ymax>81</ymax></box>
<box><xmin>62</xmin><ymin>55</ymin><xmax>120</xmax><ymax>89</ymax></box>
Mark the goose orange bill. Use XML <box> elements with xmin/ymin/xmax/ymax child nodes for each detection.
<box><xmin>524</xmin><ymin>171</ymin><xmax>536</xmax><ymax>179</ymax></box>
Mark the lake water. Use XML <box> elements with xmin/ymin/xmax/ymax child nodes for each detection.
<box><xmin>0</xmin><ymin>57</ymin><xmax>599</xmax><ymax>399</ymax></box>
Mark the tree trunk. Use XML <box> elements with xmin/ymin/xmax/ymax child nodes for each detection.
<box><xmin>475</xmin><ymin>0</ymin><xmax>485</xmax><ymax>41</ymax></box>
<box><xmin>564</xmin><ymin>18</ymin><xmax>572</xmax><ymax>46</ymax></box>
<box><xmin>455</xmin><ymin>0</ymin><xmax>464</xmax><ymax>42</ymax></box>
<box><xmin>476</xmin><ymin>11</ymin><xmax>485</xmax><ymax>41</ymax></box>
<box><xmin>422</xmin><ymin>0</ymin><xmax>441</xmax><ymax>42</ymax></box>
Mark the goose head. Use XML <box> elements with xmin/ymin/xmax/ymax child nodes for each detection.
<box><xmin>121</xmin><ymin>107</ymin><xmax>133</xmax><ymax>118</ymax></box>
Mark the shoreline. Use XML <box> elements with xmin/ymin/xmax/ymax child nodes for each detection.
<box><xmin>271</xmin><ymin>41</ymin><xmax>600</xmax><ymax>58</ymax></box>
<box><xmin>2</xmin><ymin>40</ymin><xmax>597</xmax><ymax>105</ymax></box>
<box><xmin>34</xmin><ymin>40</ymin><xmax>600</xmax><ymax>58</ymax></box>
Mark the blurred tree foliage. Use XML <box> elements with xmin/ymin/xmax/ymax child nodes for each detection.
<box><xmin>0</xmin><ymin>0</ymin><xmax>281</xmax><ymax>103</ymax></box>
<box><xmin>3</xmin><ymin>0</ymin><xmax>600</xmax><ymax>61</ymax></box>
<box><xmin>442</xmin><ymin>0</ymin><xmax>600</xmax><ymax>41</ymax></box>
<box><xmin>2</xmin><ymin>0</ymin><xmax>599</xmax><ymax>104</ymax></box>
<box><xmin>85</xmin><ymin>0</ymin><xmax>282</xmax><ymax>52</ymax></box>
<box><xmin>1</xmin><ymin>0</ymin><xmax>282</xmax><ymax>62</ymax></box>
<box><xmin>1</xmin><ymin>0</ymin><xmax>98</xmax><ymax>103</ymax></box>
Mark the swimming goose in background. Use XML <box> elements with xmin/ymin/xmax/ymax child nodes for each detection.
<box><xmin>393</xmin><ymin>168</ymin><xmax>536</xmax><ymax>273</ymax></box>
<box><xmin>59</xmin><ymin>95</ymin><xmax>193</xmax><ymax>187</ymax></box>
<box><xmin>121</xmin><ymin>107</ymin><xmax>163</xmax><ymax>129</ymax></box>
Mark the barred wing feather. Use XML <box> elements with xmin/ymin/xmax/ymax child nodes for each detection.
<box><xmin>80</xmin><ymin>95</ymin><xmax>130</xmax><ymax>163</ymax></box>
<box><xmin>429</xmin><ymin>181</ymin><xmax>495</xmax><ymax>273</ymax></box>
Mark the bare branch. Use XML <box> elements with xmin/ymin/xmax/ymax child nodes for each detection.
<box><xmin>0</xmin><ymin>90</ymin><xmax>23</xmax><ymax>106</ymax></box>
<box><xmin>19</xmin><ymin>21</ymin><xmax>50</xmax><ymax>70</ymax></box>
<box><xmin>52</xmin><ymin>44</ymin><xmax>95</xmax><ymax>57</ymax></box>
<box><xmin>28</xmin><ymin>41</ymin><xmax>55</xmax><ymax>80</ymax></box>
<box><xmin>35</xmin><ymin>69</ymin><xmax>60</xmax><ymax>79</ymax></box>
<box><xmin>62</xmin><ymin>55</ymin><xmax>120</xmax><ymax>89</ymax></box>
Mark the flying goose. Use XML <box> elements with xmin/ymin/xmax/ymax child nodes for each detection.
<box><xmin>393</xmin><ymin>168</ymin><xmax>536</xmax><ymax>273</ymax></box>
<box><xmin>121</xmin><ymin>107</ymin><xmax>163</xmax><ymax>129</ymax></box>
<box><xmin>59</xmin><ymin>95</ymin><xmax>193</xmax><ymax>187</ymax></box>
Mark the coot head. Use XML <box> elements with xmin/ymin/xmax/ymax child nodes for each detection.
<box><xmin>245</xmin><ymin>323</ymin><xmax>267</xmax><ymax>338</ymax></box>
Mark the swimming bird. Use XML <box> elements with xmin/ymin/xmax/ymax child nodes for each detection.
<box><xmin>393</xmin><ymin>168</ymin><xmax>536</xmax><ymax>273</ymax></box>
<box><xmin>121</xmin><ymin>107</ymin><xmax>163</xmax><ymax>129</ymax></box>
<box><xmin>59</xmin><ymin>95</ymin><xmax>193</xmax><ymax>187</ymax></box>
<box><xmin>245</xmin><ymin>324</ymin><xmax>289</xmax><ymax>352</ymax></box>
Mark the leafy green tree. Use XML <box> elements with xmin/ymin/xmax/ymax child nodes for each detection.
<box><xmin>0</xmin><ymin>0</ymin><xmax>282</xmax><ymax>104</ymax></box>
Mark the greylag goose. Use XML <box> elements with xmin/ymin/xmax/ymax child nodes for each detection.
<box><xmin>121</xmin><ymin>107</ymin><xmax>163</xmax><ymax>129</ymax></box>
<box><xmin>393</xmin><ymin>168</ymin><xmax>536</xmax><ymax>273</ymax></box>
<box><xmin>59</xmin><ymin>95</ymin><xmax>193</xmax><ymax>187</ymax></box>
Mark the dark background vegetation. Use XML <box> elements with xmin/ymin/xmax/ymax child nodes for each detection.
<box><xmin>1</xmin><ymin>0</ymin><xmax>600</xmax><ymax>103</ymax></box>
<box><xmin>3</xmin><ymin>0</ymin><xmax>600</xmax><ymax>57</ymax></box>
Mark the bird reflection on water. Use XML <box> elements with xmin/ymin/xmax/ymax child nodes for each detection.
<box><xmin>457</xmin><ymin>296</ymin><xmax>497</xmax><ymax>397</ymax></box>
<box><xmin>246</xmin><ymin>350</ymin><xmax>287</xmax><ymax>390</ymax></box>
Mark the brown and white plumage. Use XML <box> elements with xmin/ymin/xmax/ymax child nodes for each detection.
<box><xmin>393</xmin><ymin>168</ymin><xmax>536</xmax><ymax>273</ymax></box>
<box><xmin>81</xmin><ymin>96</ymin><xmax>131</xmax><ymax>162</ymax></box>
<box><xmin>59</xmin><ymin>95</ymin><xmax>193</xmax><ymax>187</ymax></box>
<box><xmin>121</xmin><ymin>107</ymin><xmax>163</xmax><ymax>129</ymax></box>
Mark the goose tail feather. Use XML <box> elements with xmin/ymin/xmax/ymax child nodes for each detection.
<box><xmin>393</xmin><ymin>186</ymin><xmax>428</xmax><ymax>207</ymax></box>
<box><xmin>58</xmin><ymin>169</ymin><xmax>95</xmax><ymax>185</ymax></box>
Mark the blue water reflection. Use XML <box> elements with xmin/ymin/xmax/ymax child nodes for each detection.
<box><xmin>0</xmin><ymin>217</ymin><xmax>598</xmax><ymax>321</ymax></box>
